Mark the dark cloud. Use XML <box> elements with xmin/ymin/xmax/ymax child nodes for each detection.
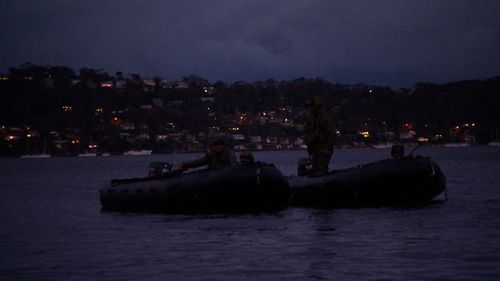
<box><xmin>1</xmin><ymin>0</ymin><xmax>499</xmax><ymax>87</ymax></box>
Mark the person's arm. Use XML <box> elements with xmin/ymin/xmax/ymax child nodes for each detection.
<box><xmin>181</xmin><ymin>154</ymin><xmax>209</xmax><ymax>169</ymax></box>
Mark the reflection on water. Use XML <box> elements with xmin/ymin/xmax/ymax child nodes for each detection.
<box><xmin>1</xmin><ymin>146</ymin><xmax>499</xmax><ymax>280</ymax></box>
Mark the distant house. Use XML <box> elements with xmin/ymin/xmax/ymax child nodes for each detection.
<box><xmin>135</xmin><ymin>133</ymin><xmax>150</xmax><ymax>141</ymax></box>
<box><xmin>168</xmin><ymin>100</ymin><xmax>184</xmax><ymax>106</ymax></box>
<box><xmin>120</xmin><ymin>123</ymin><xmax>135</xmax><ymax>131</ymax></box>
<box><xmin>250</xmin><ymin>136</ymin><xmax>262</xmax><ymax>144</ymax></box>
<box><xmin>232</xmin><ymin>134</ymin><xmax>245</xmax><ymax>141</ymax></box>
<box><xmin>142</xmin><ymin>79</ymin><xmax>156</xmax><ymax>87</ymax></box>
<box><xmin>115</xmin><ymin>80</ymin><xmax>127</xmax><ymax>89</ymax></box>
<box><xmin>208</xmin><ymin>126</ymin><xmax>220</xmax><ymax>135</ymax></box>
<box><xmin>155</xmin><ymin>134</ymin><xmax>168</xmax><ymax>142</ymax></box>
<box><xmin>281</xmin><ymin>118</ymin><xmax>294</xmax><ymax>127</ymax></box>
<box><xmin>168</xmin><ymin>133</ymin><xmax>184</xmax><ymax>141</ymax></box>
<box><xmin>175</xmin><ymin>82</ymin><xmax>189</xmax><ymax>89</ymax></box>
<box><xmin>464</xmin><ymin>134</ymin><xmax>476</xmax><ymax>144</ymax></box>
<box><xmin>42</xmin><ymin>77</ymin><xmax>55</xmax><ymax>89</ymax></box>
<box><xmin>142</xmin><ymin>79</ymin><xmax>156</xmax><ymax>92</ymax></box>
<box><xmin>200</xmin><ymin>97</ymin><xmax>215</xmax><ymax>103</ymax></box>
<box><xmin>159</xmin><ymin>80</ymin><xmax>171</xmax><ymax>89</ymax></box>
<box><xmin>203</xmin><ymin>86</ymin><xmax>215</xmax><ymax>95</ymax></box>
<box><xmin>399</xmin><ymin>131</ymin><xmax>416</xmax><ymax>140</ymax></box>
<box><xmin>119</xmin><ymin>132</ymin><xmax>133</xmax><ymax>142</ymax></box>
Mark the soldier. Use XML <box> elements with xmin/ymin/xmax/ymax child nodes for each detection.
<box><xmin>391</xmin><ymin>144</ymin><xmax>405</xmax><ymax>159</ymax></box>
<box><xmin>175</xmin><ymin>138</ymin><xmax>236</xmax><ymax>170</ymax></box>
<box><xmin>304</xmin><ymin>96</ymin><xmax>335</xmax><ymax>175</ymax></box>
<box><xmin>239</xmin><ymin>150</ymin><xmax>255</xmax><ymax>164</ymax></box>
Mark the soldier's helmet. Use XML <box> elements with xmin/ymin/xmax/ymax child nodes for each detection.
<box><xmin>212</xmin><ymin>138</ymin><xmax>225</xmax><ymax>146</ymax></box>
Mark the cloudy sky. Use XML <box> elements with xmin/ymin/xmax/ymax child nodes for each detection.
<box><xmin>1</xmin><ymin>0</ymin><xmax>499</xmax><ymax>87</ymax></box>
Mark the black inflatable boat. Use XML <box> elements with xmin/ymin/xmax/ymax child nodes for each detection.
<box><xmin>100</xmin><ymin>163</ymin><xmax>291</xmax><ymax>213</ymax></box>
<box><xmin>289</xmin><ymin>156</ymin><xmax>446</xmax><ymax>208</ymax></box>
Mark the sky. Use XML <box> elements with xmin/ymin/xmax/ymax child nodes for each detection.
<box><xmin>1</xmin><ymin>0</ymin><xmax>499</xmax><ymax>87</ymax></box>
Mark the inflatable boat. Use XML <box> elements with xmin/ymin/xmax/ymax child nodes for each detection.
<box><xmin>100</xmin><ymin>163</ymin><xmax>291</xmax><ymax>213</ymax></box>
<box><xmin>289</xmin><ymin>156</ymin><xmax>446</xmax><ymax>208</ymax></box>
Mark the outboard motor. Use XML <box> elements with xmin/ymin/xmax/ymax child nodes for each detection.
<box><xmin>148</xmin><ymin>161</ymin><xmax>173</xmax><ymax>177</ymax></box>
<box><xmin>297</xmin><ymin>158</ymin><xmax>313</xmax><ymax>177</ymax></box>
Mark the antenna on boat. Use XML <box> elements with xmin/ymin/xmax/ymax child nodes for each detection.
<box><xmin>409</xmin><ymin>141</ymin><xmax>423</xmax><ymax>157</ymax></box>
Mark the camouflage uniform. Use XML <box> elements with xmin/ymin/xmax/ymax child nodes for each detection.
<box><xmin>182</xmin><ymin>147</ymin><xmax>237</xmax><ymax>169</ymax></box>
<box><xmin>304</xmin><ymin>99</ymin><xmax>335</xmax><ymax>175</ymax></box>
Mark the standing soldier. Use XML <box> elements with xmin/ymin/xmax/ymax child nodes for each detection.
<box><xmin>304</xmin><ymin>96</ymin><xmax>335</xmax><ymax>175</ymax></box>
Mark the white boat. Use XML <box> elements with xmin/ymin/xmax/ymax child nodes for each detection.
<box><xmin>77</xmin><ymin>152</ymin><xmax>97</xmax><ymax>157</ymax></box>
<box><xmin>20</xmin><ymin>154</ymin><xmax>51</xmax><ymax>159</ymax></box>
<box><xmin>123</xmin><ymin>150</ymin><xmax>152</xmax><ymax>156</ymax></box>
<box><xmin>372</xmin><ymin>143</ymin><xmax>393</xmax><ymax>149</ymax></box>
<box><xmin>444</xmin><ymin>143</ymin><xmax>470</xmax><ymax>147</ymax></box>
<box><xmin>488</xmin><ymin>141</ymin><xmax>500</xmax><ymax>146</ymax></box>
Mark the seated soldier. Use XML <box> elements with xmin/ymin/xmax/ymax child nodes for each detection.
<box><xmin>175</xmin><ymin>138</ymin><xmax>236</xmax><ymax>170</ymax></box>
<box><xmin>391</xmin><ymin>144</ymin><xmax>405</xmax><ymax>159</ymax></box>
<box><xmin>239</xmin><ymin>150</ymin><xmax>255</xmax><ymax>164</ymax></box>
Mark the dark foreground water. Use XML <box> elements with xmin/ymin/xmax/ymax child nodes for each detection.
<box><xmin>1</xmin><ymin>146</ymin><xmax>499</xmax><ymax>281</ymax></box>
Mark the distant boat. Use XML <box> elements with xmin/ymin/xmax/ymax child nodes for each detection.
<box><xmin>444</xmin><ymin>143</ymin><xmax>470</xmax><ymax>147</ymax></box>
<box><xmin>372</xmin><ymin>143</ymin><xmax>393</xmax><ymax>149</ymax></box>
<box><xmin>123</xmin><ymin>150</ymin><xmax>152</xmax><ymax>156</ymax></box>
<box><xmin>77</xmin><ymin>152</ymin><xmax>97</xmax><ymax>157</ymax></box>
<box><xmin>20</xmin><ymin>153</ymin><xmax>51</xmax><ymax>159</ymax></box>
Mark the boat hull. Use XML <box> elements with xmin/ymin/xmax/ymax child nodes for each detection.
<box><xmin>100</xmin><ymin>163</ymin><xmax>291</xmax><ymax>213</ymax></box>
<box><xmin>289</xmin><ymin>156</ymin><xmax>446</xmax><ymax>208</ymax></box>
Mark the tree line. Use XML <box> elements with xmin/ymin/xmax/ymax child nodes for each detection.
<box><xmin>0</xmin><ymin>63</ymin><xmax>499</xmax><ymax>155</ymax></box>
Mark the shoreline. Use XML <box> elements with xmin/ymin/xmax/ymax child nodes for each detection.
<box><xmin>2</xmin><ymin>143</ymin><xmax>493</xmax><ymax>158</ymax></box>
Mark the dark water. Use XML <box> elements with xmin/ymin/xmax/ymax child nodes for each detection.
<box><xmin>1</xmin><ymin>147</ymin><xmax>499</xmax><ymax>280</ymax></box>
